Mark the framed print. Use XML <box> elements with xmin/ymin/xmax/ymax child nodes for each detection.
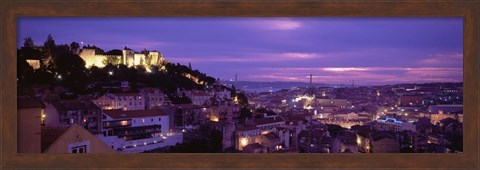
<box><xmin>1</xmin><ymin>0</ymin><xmax>479</xmax><ymax>169</ymax></box>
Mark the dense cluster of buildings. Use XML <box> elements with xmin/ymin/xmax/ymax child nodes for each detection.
<box><xmin>18</xmin><ymin>80</ymin><xmax>464</xmax><ymax>154</ymax></box>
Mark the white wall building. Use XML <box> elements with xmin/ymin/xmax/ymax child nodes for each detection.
<box><xmin>140</xmin><ymin>88</ymin><xmax>169</xmax><ymax>109</ymax></box>
<box><xmin>374</xmin><ymin>117</ymin><xmax>416</xmax><ymax>132</ymax></box>
<box><xmin>92</xmin><ymin>93</ymin><xmax>145</xmax><ymax>111</ymax></box>
<box><xmin>99</xmin><ymin>109</ymin><xmax>182</xmax><ymax>153</ymax></box>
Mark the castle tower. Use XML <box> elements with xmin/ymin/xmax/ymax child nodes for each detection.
<box><xmin>79</xmin><ymin>47</ymin><xmax>96</xmax><ymax>68</ymax></box>
<box><xmin>122</xmin><ymin>47</ymin><xmax>135</xmax><ymax>67</ymax></box>
<box><xmin>149</xmin><ymin>51</ymin><xmax>160</xmax><ymax>66</ymax></box>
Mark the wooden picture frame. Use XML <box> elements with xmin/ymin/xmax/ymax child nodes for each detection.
<box><xmin>1</xmin><ymin>0</ymin><xmax>479</xmax><ymax>169</ymax></box>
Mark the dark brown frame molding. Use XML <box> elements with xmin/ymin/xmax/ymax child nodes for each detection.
<box><xmin>1</xmin><ymin>0</ymin><xmax>479</xmax><ymax>169</ymax></box>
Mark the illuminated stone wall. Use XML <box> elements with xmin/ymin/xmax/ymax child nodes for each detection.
<box><xmin>26</xmin><ymin>59</ymin><xmax>41</xmax><ymax>69</ymax></box>
<box><xmin>80</xmin><ymin>47</ymin><xmax>166</xmax><ymax>68</ymax></box>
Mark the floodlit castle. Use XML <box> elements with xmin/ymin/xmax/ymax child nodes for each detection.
<box><xmin>79</xmin><ymin>46</ymin><xmax>167</xmax><ymax>68</ymax></box>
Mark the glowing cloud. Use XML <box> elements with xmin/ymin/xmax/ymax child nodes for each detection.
<box><xmin>323</xmin><ymin>67</ymin><xmax>369</xmax><ymax>72</ymax></box>
<box><xmin>268</xmin><ymin>20</ymin><xmax>301</xmax><ymax>30</ymax></box>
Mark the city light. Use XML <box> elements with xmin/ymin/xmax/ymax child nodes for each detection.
<box><xmin>240</xmin><ymin>137</ymin><xmax>248</xmax><ymax>147</ymax></box>
<box><xmin>120</xmin><ymin>120</ymin><xmax>129</xmax><ymax>126</ymax></box>
<box><xmin>210</xmin><ymin>116</ymin><xmax>219</xmax><ymax>122</ymax></box>
<box><xmin>16</xmin><ymin>18</ymin><xmax>464</xmax><ymax>154</ymax></box>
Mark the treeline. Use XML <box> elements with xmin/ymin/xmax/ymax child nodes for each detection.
<box><xmin>17</xmin><ymin>35</ymin><xmax>216</xmax><ymax>95</ymax></box>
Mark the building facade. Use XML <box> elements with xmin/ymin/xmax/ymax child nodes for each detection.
<box><xmin>99</xmin><ymin>109</ymin><xmax>182</xmax><ymax>153</ymax></box>
<box><xmin>79</xmin><ymin>46</ymin><xmax>166</xmax><ymax>68</ymax></box>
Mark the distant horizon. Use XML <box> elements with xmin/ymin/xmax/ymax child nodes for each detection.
<box><xmin>18</xmin><ymin>17</ymin><xmax>463</xmax><ymax>84</ymax></box>
<box><xmin>220</xmin><ymin>79</ymin><xmax>463</xmax><ymax>86</ymax></box>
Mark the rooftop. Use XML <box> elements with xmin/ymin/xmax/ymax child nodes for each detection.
<box><xmin>251</xmin><ymin>117</ymin><xmax>285</xmax><ymax>126</ymax></box>
<box><xmin>103</xmin><ymin>109</ymin><xmax>168</xmax><ymax>119</ymax></box>
<box><xmin>17</xmin><ymin>96</ymin><xmax>44</xmax><ymax>108</ymax></box>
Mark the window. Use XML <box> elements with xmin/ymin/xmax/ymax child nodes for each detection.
<box><xmin>120</xmin><ymin>120</ymin><xmax>129</xmax><ymax>126</ymax></box>
<box><xmin>158</xmin><ymin>118</ymin><xmax>161</xmax><ymax>121</ymax></box>
<box><xmin>142</xmin><ymin>119</ymin><xmax>145</xmax><ymax>123</ymax></box>
<box><xmin>71</xmin><ymin>145</ymin><xmax>87</xmax><ymax>153</ymax></box>
<box><xmin>151</xmin><ymin>118</ymin><xmax>153</xmax><ymax>122</ymax></box>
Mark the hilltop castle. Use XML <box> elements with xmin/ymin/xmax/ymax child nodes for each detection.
<box><xmin>79</xmin><ymin>46</ymin><xmax>167</xmax><ymax>68</ymax></box>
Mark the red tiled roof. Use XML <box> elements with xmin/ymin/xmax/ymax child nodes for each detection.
<box><xmin>191</xmin><ymin>91</ymin><xmax>210</xmax><ymax>96</ymax></box>
<box><xmin>252</xmin><ymin>117</ymin><xmax>285</xmax><ymax>126</ymax></box>
<box><xmin>41</xmin><ymin>126</ymin><xmax>69</xmax><ymax>152</ymax></box>
<box><xmin>103</xmin><ymin>109</ymin><xmax>168</xmax><ymax>119</ymax></box>
<box><xmin>110</xmin><ymin>93</ymin><xmax>142</xmax><ymax>97</ymax></box>
<box><xmin>17</xmin><ymin>96</ymin><xmax>45</xmax><ymax>108</ymax></box>
<box><xmin>236</xmin><ymin>126</ymin><xmax>258</xmax><ymax>131</ymax></box>
<box><xmin>175</xmin><ymin>104</ymin><xmax>202</xmax><ymax>109</ymax></box>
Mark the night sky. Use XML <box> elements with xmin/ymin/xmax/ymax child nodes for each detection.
<box><xmin>17</xmin><ymin>17</ymin><xmax>463</xmax><ymax>85</ymax></box>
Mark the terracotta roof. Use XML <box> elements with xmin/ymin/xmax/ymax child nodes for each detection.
<box><xmin>243</xmin><ymin>143</ymin><xmax>263</xmax><ymax>152</ymax></box>
<box><xmin>110</xmin><ymin>93</ymin><xmax>142</xmax><ymax>97</ymax></box>
<box><xmin>264</xmin><ymin>132</ymin><xmax>280</xmax><ymax>140</ymax></box>
<box><xmin>175</xmin><ymin>104</ymin><xmax>201</xmax><ymax>109</ymax></box>
<box><xmin>236</xmin><ymin>126</ymin><xmax>258</xmax><ymax>131</ymax></box>
<box><xmin>191</xmin><ymin>91</ymin><xmax>211</xmax><ymax>96</ymax></box>
<box><xmin>17</xmin><ymin>96</ymin><xmax>44</xmax><ymax>108</ymax></box>
<box><xmin>41</xmin><ymin>126</ymin><xmax>69</xmax><ymax>152</ymax></box>
<box><xmin>103</xmin><ymin>109</ymin><xmax>168</xmax><ymax>119</ymax></box>
<box><xmin>252</xmin><ymin>117</ymin><xmax>285</xmax><ymax>126</ymax></box>
<box><xmin>50</xmin><ymin>99</ymin><xmax>98</xmax><ymax>111</ymax></box>
<box><xmin>371</xmin><ymin>131</ymin><xmax>396</xmax><ymax>141</ymax></box>
<box><xmin>142</xmin><ymin>87</ymin><xmax>164</xmax><ymax>94</ymax></box>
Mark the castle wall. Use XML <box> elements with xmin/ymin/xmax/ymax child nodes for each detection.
<box><xmin>134</xmin><ymin>54</ymin><xmax>145</xmax><ymax>66</ymax></box>
<box><xmin>80</xmin><ymin>48</ymin><xmax>166</xmax><ymax>68</ymax></box>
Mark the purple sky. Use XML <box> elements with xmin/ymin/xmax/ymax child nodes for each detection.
<box><xmin>17</xmin><ymin>17</ymin><xmax>463</xmax><ymax>85</ymax></box>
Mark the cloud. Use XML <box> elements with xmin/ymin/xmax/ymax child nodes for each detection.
<box><xmin>267</xmin><ymin>20</ymin><xmax>301</xmax><ymax>30</ymax></box>
<box><xmin>323</xmin><ymin>67</ymin><xmax>368</xmax><ymax>72</ymax></box>
<box><xmin>240</xmin><ymin>18</ymin><xmax>302</xmax><ymax>31</ymax></box>
<box><xmin>167</xmin><ymin>52</ymin><xmax>323</xmax><ymax>64</ymax></box>
<box><xmin>420</xmin><ymin>53</ymin><xmax>463</xmax><ymax>66</ymax></box>
<box><xmin>282</xmin><ymin>53</ymin><xmax>320</xmax><ymax>59</ymax></box>
<box><xmin>251</xmin><ymin>67</ymin><xmax>463</xmax><ymax>84</ymax></box>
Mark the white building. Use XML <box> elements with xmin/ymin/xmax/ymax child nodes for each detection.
<box><xmin>374</xmin><ymin>117</ymin><xmax>416</xmax><ymax>132</ymax></box>
<box><xmin>92</xmin><ymin>93</ymin><xmax>145</xmax><ymax>111</ymax></box>
<box><xmin>185</xmin><ymin>90</ymin><xmax>212</xmax><ymax>106</ymax></box>
<box><xmin>236</xmin><ymin>117</ymin><xmax>287</xmax><ymax>151</ymax></box>
<box><xmin>99</xmin><ymin>109</ymin><xmax>182</xmax><ymax>153</ymax></box>
<box><xmin>140</xmin><ymin>87</ymin><xmax>169</xmax><ymax>109</ymax></box>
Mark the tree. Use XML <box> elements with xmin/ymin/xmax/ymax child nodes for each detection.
<box><xmin>230</xmin><ymin>85</ymin><xmax>237</xmax><ymax>98</ymax></box>
<box><xmin>239</xmin><ymin>107</ymin><xmax>252</xmax><ymax>122</ymax></box>
<box><xmin>43</xmin><ymin>34</ymin><xmax>55</xmax><ymax>51</ymax></box>
<box><xmin>23</xmin><ymin>37</ymin><xmax>35</xmax><ymax>48</ymax></box>
<box><xmin>42</xmin><ymin>34</ymin><xmax>56</xmax><ymax>71</ymax></box>
<box><xmin>70</xmin><ymin>42</ymin><xmax>80</xmax><ymax>54</ymax></box>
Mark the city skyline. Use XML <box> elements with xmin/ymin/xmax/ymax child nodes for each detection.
<box><xmin>18</xmin><ymin>17</ymin><xmax>463</xmax><ymax>85</ymax></box>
